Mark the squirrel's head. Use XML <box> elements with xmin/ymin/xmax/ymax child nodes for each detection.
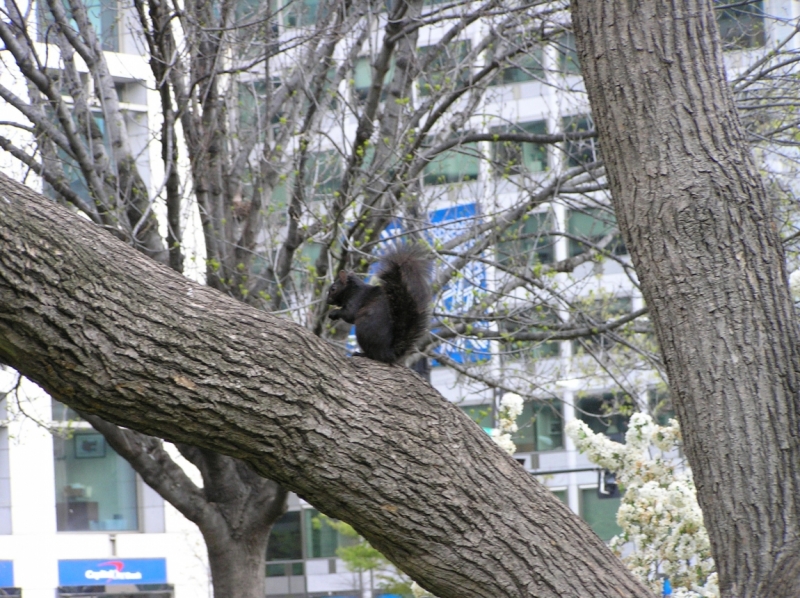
<box><xmin>326</xmin><ymin>270</ymin><xmax>350</xmax><ymax>305</ymax></box>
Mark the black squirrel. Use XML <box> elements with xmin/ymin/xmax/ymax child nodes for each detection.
<box><xmin>326</xmin><ymin>245</ymin><xmax>432</xmax><ymax>364</ymax></box>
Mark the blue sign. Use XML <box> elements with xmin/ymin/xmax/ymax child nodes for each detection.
<box><xmin>59</xmin><ymin>558</ymin><xmax>167</xmax><ymax>585</ymax></box>
<box><xmin>0</xmin><ymin>561</ymin><xmax>13</xmax><ymax>587</ymax></box>
<box><xmin>428</xmin><ymin>203</ymin><xmax>491</xmax><ymax>364</ymax></box>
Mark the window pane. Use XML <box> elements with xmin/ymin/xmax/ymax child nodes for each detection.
<box><xmin>497</xmin><ymin>211</ymin><xmax>554</xmax><ymax>266</ymax></box>
<box><xmin>499</xmin><ymin>304</ymin><xmax>561</xmax><ymax>362</ymax></box>
<box><xmin>576</xmin><ymin>392</ymin><xmax>632</xmax><ymax>443</ymax></box>
<box><xmin>551</xmin><ymin>489</ymin><xmax>568</xmax><ymax>504</ymax></box>
<box><xmin>304</xmin><ymin>509</ymin><xmax>339</xmax><ymax>558</ymax></box>
<box><xmin>267</xmin><ymin>510</ymin><xmax>303</xmax><ymax>561</ymax></box>
<box><xmin>580</xmin><ymin>488</ymin><xmax>622</xmax><ymax>542</ymax></box>
<box><xmin>305</xmin><ymin>150</ymin><xmax>342</xmax><ymax>198</ymax></box>
<box><xmin>353</xmin><ymin>57</ymin><xmax>395</xmax><ymax>102</ymax></box>
<box><xmin>93</xmin><ymin>0</ymin><xmax>119</xmax><ymax>52</ymax></box>
<box><xmin>461</xmin><ymin>404</ymin><xmax>494</xmax><ymax>430</ymax></box>
<box><xmin>648</xmin><ymin>387</ymin><xmax>675</xmax><ymax>427</ymax></box>
<box><xmin>572</xmin><ymin>296</ymin><xmax>632</xmax><ymax>354</ymax></box>
<box><xmin>491</xmin><ymin>120</ymin><xmax>547</xmax><ymax>175</ymax></box>
<box><xmin>54</xmin><ymin>433</ymin><xmax>139</xmax><ymax>531</ymax></box>
<box><xmin>266</xmin><ymin>563</ymin><xmax>288</xmax><ymax>577</ymax></box>
<box><xmin>715</xmin><ymin>0</ymin><xmax>765</xmax><ymax>50</ymax></box>
<box><xmin>512</xmin><ymin>401</ymin><xmax>563</xmax><ymax>453</ymax></box>
<box><xmin>556</xmin><ymin>33</ymin><xmax>580</xmax><ymax>75</ymax></box>
<box><xmin>567</xmin><ymin>207</ymin><xmax>626</xmax><ymax>257</ymax></box>
<box><xmin>354</xmin><ymin>57</ymin><xmax>372</xmax><ymax>99</ymax></box>
<box><xmin>38</xmin><ymin>0</ymin><xmax>118</xmax><ymax>51</ymax></box>
<box><xmin>52</xmin><ymin>399</ymin><xmax>83</xmax><ymax>422</ymax></box>
<box><xmin>42</xmin><ymin>112</ymin><xmax>111</xmax><ymax>205</ymax></box>
<box><xmin>284</xmin><ymin>0</ymin><xmax>323</xmax><ymax>27</ymax></box>
<box><xmin>418</xmin><ymin>41</ymin><xmax>470</xmax><ymax>97</ymax></box>
<box><xmin>492</xmin><ymin>44</ymin><xmax>544</xmax><ymax>85</ymax></box>
<box><xmin>423</xmin><ymin>141</ymin><xmax>480</xmax><ymax>185</ymax></box>
<box><xmin>561</xmin><ymin>115</ymin><xmax>597</xmax><ymax>167</ymax></box>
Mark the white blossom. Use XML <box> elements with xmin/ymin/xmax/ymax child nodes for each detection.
<box><xmin>566</xmin><ymin>414</ymin><xmax>717</xmax><ymax>597</ymax></box>
<box><xmin>491</xmin><ymin>429</ymin><xmax>517</xmax><ymax>455</ymax></box>
<box><xmin>491</xmin><ymin>393</ymin><xmax>525</xmax><ymax>454</ymax></box>
<box><xmin>500</xmin><ymin>392</ymin><xmax>524</xmax><ymax>419</ymax></box>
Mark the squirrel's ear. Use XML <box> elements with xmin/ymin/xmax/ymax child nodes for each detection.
<box><xmin>338</xmin><ymin>270</ymin><xmax>348</xmax><ymax>283</ymax></box>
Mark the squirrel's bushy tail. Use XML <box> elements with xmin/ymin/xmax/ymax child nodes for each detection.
<box><xmin>377</xmin><ymin>244</ymin><xmax>433</xmax><ymax>362</ymax></box>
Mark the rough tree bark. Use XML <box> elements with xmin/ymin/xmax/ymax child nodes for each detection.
<box><xmin>571</xmin><ymin>1</ymin><xmax>800</xmax><ymax>596</ymax></box>
<box><xmin>0</xmin><ymin>173</ymin><xmax>652</xmax><ymax>597</ymax></box>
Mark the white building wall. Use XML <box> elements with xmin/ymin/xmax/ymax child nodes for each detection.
<box><xmin>0</xmin><ymin>370</ymin><xmax>211</xmax><ymax>598</ymax></box>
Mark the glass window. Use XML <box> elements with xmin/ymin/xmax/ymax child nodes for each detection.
<box><xmin>292</xmin><ymin>241</ymin><xmax>322</xmax><ymax>283</ymax></box>
<box><xmin>238</xmin><ymin>79</ymin><xmax>282</xmax><ymax>137</ymax></box>
<box><xmin>491</xmin><ymin>120</ymin><xmax>548</xmax><ymax>176</ymax></box>
<box><xmin>551</xmin><ymin>488</ymin><xmax>568</xmax><ymax>504</ymax></box>
<box><xmin>572</xmin><ymin>296</ymin><xmax>632</xmax><ymax>354</ymax></box>
<box><xmin>580</xmin><ymin>488</ymin><xmax>622</xmax><ymax>542</ymax></box>
<box><xmin>304</xmin><ymin>509</ymin><xmax>339</xmax><ymax>558</ymax></box>
<box><xmin>90</xmin><ymin>0</ymin><xmax>119</xmax><ymax>52</ymax></box>
<box><xmin>423</xmin><ymin>139</ymin><xmax>480</xmax><ymax>185</ymax></box>
<box><xmin>492</xmin><ymin>44</ymin><xmax>544</xmax><ymax>85</ymax></box>
<box><xmin>283</xmin><ymin>0</ymin><xmax>324</xmax><ymax>27</ymax></box>
<box><xmin>321</xmin><ymin>66</ymin><xmax>340</xmax><ymax>110</ymax></box>
<box><xmin>499</xmin><ymin>304</ymin><xmax>561</xmax><ymax>361</ymax></box>
<box><xmin>567</xmin><ymin>207</ymin><xmax>626</xmax><ymax>257</ymax></box>
<box><xmin>353</xmin><ymin>56</ymin><xmax>395</xmax><ymax>102</ymax></box>
<box><xmin>556</xmin><ymin>32</ymin><xmax>580</xmax><ymax>75</ymax></box>
<box><xmin>52</xmin><ymin>399</ymin><xmax>82</xmax><ymax>422</ymax></box>
<box><xmin>354</xmin><ymin>56</ymin><xmax>372</xmax><ymax>101</ymax></box>
<box><xmin>561</xmin><ymin>115</ymin><xmax>597</xmax><ymax>168</ymax></box>
<box><xmin>45</xmin><ymin>113</ymin><xmax>109</xmax><ymax>205</ymax></box>
<box><xmin>512</xmin><ymin>401</ymin><xmax>563</xmax><ymax>453</ymax></box>
<box><xmin>54</xmin><ymin>433</ymin><xmax>139</xmax><ymax>532</ymax></box>
<box><xmin>302</xmin><ymin>509</ymin><xmax>357</xmax><ymax>559</ymax></box>
<box><xmin>304</xmin><ymin>150</ymin><xmax>342</xmax><ymax>199</ymax></box>
<box><xmin>38</xmin><ymin>0</ymin><xmax>119</xmax><ymax>51</ymax></box>
<box><xmin>497</xmin><ymin>211</ymin><xmax>554</xmax><ymax>267</ymax></box>
<box><xmin>267</xmin><ymin>510</ymin><xmax>303</xmax><ymax>562</ymax></box>
<box><xmin>40</xmin><ymin>109</ymin><xmax>113</xmax><ymax>205</ymax></box>
<box><xmin>418</xmin><ymin>40</ymin><xmax>471</xmax><ymax>97</ymax></box>
<box><xmin>576</xmin><ymin>392</ymin><xmax>633</xmax><ymax>443</ymax></box>
<box><xmin>460</xmin><ymin>404</ymin><xmax>494</xmax><ymax>430</ymax></box>
<box><xmin>648</xmin><ymin>387</ymin><xmax>676</xmax><ymax>427</ymax></box>
<box><xmin>266</xmin><ymin>561</ymin><xmax>304</xmax><ymax>577</ymax></box>
<box><xmin>715</xmin><ymin>0</ymin><xmax>765</xmax><ymax>50</ymax></box>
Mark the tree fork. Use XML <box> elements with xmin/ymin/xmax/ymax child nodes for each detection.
<box><xmin>571</xmin><ymin>0</ymin><xmax>800</xmax><ymax>595</ymax></box>
<box><xmin>0</xmin><ymin>173</ymin><xmax>651</xmax><ymax>597</ymax></box>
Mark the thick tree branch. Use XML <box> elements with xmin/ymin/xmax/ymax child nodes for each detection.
<box><xmin>0</xmin><ymin>172</ymin><xmax>651</xmax><ymax>598</ymax></box>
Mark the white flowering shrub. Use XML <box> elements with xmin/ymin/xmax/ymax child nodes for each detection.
<box><xmin>491</xmin><ymin>392</ymin><xmax>524</xmax><ymax>455</ymax></box>
<box><xmin>566</xmin><ymin>413</ymin><xmax>718</xmax><ymax>597</ymax></box>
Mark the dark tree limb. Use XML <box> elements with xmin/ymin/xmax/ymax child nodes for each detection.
<box><xmin>0</xmin><ymin>172</ymin><xmax>651</xmax><ymax>597</ymax></box>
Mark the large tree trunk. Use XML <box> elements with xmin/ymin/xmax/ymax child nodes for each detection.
<box><xmin>0</xmin><ymin>173</ymin><xmax>651</xmax><ymax>597</ymax></box>
<box><xmin>205</xmin><ymin>525</ymin><xmax>271</xmax><ymax>598</ymax></box>
<box><xmin>571</xmin><ymin>1</ymin><xmax>800</xmax><ymax>596</ymax></box>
